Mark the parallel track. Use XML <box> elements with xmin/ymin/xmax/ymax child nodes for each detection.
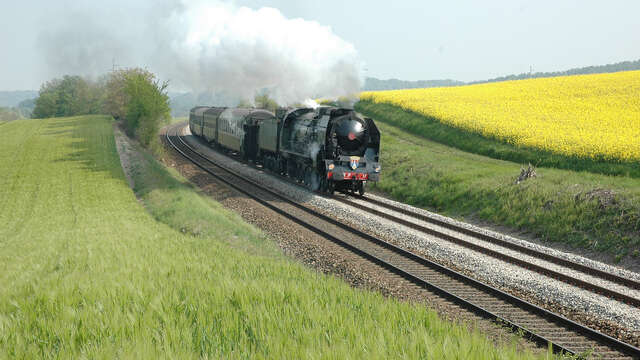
<box><xmin>334</xmin><ymin>195</ymin><xmax>640</xmax><ymax>307</ymax></box>
<box><xmin>185</xmin><ymin>120</ymin><xmax>640</xmax><ymax>308</ymax></box>
<box><xmin>165</xmin><ymin>124</ymin><xmax>640</xmax><ymax>359</ymax></box>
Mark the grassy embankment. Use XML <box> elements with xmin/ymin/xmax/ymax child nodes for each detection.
<box><xmin>170</xmin><ymin>116</ymin><xmax>187</xmax><ymax>124</ymax></box>
<box><xmin>356</xmin><ymin>101</ymin><xmax>640</xmax><ymax>262</ymax></box>
<box><xmin>0</xmin><ymin>116</ymin><xmax>550</xmax><ymax>359</ymax></box>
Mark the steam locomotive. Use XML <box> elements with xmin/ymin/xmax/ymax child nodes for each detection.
<box><xmin>189</xmin><ymin>106</ymin><xmax>380</xmax><ymax>195</ymax></box>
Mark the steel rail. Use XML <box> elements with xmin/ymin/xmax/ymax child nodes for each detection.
<box><xmin>164</xmin><ymin>124</ymin><xmax>640</xmax><ymax>359</ymax></box>
<box><xmin>334</xmin><ymin>196</ymin><xmax>640</xmax><ymax>307</ymax></box>
<box><xmin>358</xmin><ymin>195</ymin><xmax>640</xmax><ymax>291</ymax></box>
<box><xmin>182</xmin><ymin>122</ymin><xmax>640</xmax><ymax>304</ymax></box>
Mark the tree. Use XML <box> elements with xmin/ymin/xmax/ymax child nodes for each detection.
<box><xmin>32</xmin><ymin>78</ymin><xmax>61</xmax><ymax>118</ymax></box>
<box><xmin>31</xmin><ymin>69</ymin><xmax>170</xmax><ymax>150</ymax></box>
<box><xmin>32</xmin><ymin>75</ymin><xmax>104</xmax><ymax>118</ymax></box>
<box><xmin>237</xmin><ymin>99</ymin><xmax>253</xmax><ymax>108</ymax></box>
<box><xmin>17</xmin><ymin>98</ymin><xmax>36</xmax><ymax>118</ymax></box>
<box><xmin>254</xmin><ymin>93</ymin><xmax>278</xmax><ymax>112</ymax></box>
<box><xmin>119</xmin><ymin>68</ymin><xmax>170</xmax><ymax>147</ymax></box>
<box><xmin>104</xmin><ymin>70</ymin><xmax>131</xmax><ymax>120</ymax></box>
<box><xmin>55</xmin><ymin>75</ymin><xmax>88</xmax><ymax>116</ymax></box>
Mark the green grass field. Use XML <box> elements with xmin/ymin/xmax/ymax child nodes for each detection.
<box><xmin>0</xmin><ymin>116</ymin><xmax>550</xmax><ymax>359</ymax></box>
<box><xmin>356</xmin><ymin>104</ymin><xmax>640</xmax><ymax>261</ymax></box>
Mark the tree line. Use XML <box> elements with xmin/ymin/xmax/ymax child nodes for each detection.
<box><xmin>469</xmin><ymin>59</ymin><xmax>640</xmax><ymax>85</ymax></box>
<box><xmin>364</xmin><ymin>58</ymin><xmax>640</xmax><ymax>91</ymax></box>
<box><xmin>32</xmin><ymin>69</ymin><xmax>170</xmax><ymax>149</ymax></box>
<box><xmin>0</xmin><ymin>103</ymin><xmax>32</xmax><ymax>121</ymax></box>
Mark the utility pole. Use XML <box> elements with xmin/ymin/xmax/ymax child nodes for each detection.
<box><xmin>111</xmin><ymin>58</ymin><xmax>120</xmax><ymax>72</ymax></box>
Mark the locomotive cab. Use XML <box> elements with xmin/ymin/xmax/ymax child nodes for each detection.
<box><xmin>243</xmin><ymin>110</ymin><xmax>273</xmax><ymax>161</ymax></box>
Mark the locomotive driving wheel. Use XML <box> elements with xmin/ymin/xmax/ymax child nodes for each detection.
<box><xmin>357</xmin><ymin>181</ymin><xmax>366</xmax><ymax>197</ymax></box>
<box><xmin>303</xmin><ymin>167</ymin><xmax>320</xmax><ymax>192</ymax></box>
<box><xmin>287</xmin><ymin>161</ymin><xmax>297</xmax><ymax>181</ymax></box>
<box><xmin>304</xmin><ymin>167</ymin><xmax>312</xmax><ymax>188</ymax></box>
<box><xmin>310</xmin><ymin>169</ymin><xmax>320</xmax><ymax>191</ymax></box>
<box><xmin>326</xmin><ymin>180</ymin><xmax>335</xmax><ymax>195</ymax></box>
<box><xmin>267</xmin><ymin>157</ymin><xmax>274</xmax><ymax>171</ymax></box>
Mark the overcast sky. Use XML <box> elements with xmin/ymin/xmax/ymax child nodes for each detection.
<box><xmin>1</xmin><ymin>0</ymin><xmax>639</xmax><ymax>91</ymax></box>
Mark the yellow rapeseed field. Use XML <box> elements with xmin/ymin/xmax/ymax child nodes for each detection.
<box><xmin>360</xmin><ymin>71</ymin><xmax>640</xmax><ymax>161</ymax></box>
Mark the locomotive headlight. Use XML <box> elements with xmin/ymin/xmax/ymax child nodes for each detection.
<box><xmin>374</xmin><ymin>166</ymin><xmax>381</xmax><ymax>173</ymax></box>
<box><xmin>328</xmin><ymin>163</ymin><xmax>335</xmax><ymax>170</ymax></box>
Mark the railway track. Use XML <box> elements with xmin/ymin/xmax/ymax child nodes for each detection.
<box><xmin>181</xmin><ymin>121</ymin><xmax>640</xmax><ymax>310</ymax></box>
<box><xmin>165</xmin><ymin>124</ymin><xmax>640</xmax><ymax>359</ymax></box>
<box><xmin>334</xmin><ymin>195</ymin><xmax>640</xmax><ymax>307</ymax></box>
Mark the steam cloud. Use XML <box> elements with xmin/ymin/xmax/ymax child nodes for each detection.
<box><xmin>38</xmin><ymin>1</ymin><xmax>362</xmax><ymax>105</ymax></box>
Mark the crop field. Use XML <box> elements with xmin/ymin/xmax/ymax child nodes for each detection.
<box><xmin>0</xmin><ymin>116</ymin><xmax>547</xmax><ymax>359</ymax></box>
<box><xmin>360</xmin><ymin>70</ymin><xmax>640</xmax><ymax>164</ymax></box>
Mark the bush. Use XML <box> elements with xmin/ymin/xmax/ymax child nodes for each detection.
<box><xmin>105</xmin><ymin>68</ymin><xmax>170</xmax><ymax>148</ymax></box>
<box><xmin>104</xmin><ymin>70</ymin><xmax>129</xmax><ymax>120</ymax></box>
<box><xmin>33</xmin><ymin>69</ymin><xmax>170</xmax><ymax>150</ymax></box>
<box><xmin>120</xmin><ymin>69</ymin><xmax>170</xmax><ymax>148</ymax></box>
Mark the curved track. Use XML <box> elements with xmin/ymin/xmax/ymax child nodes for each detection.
<box><xmin>185</xmin><ymin>119</ymin><xmax>640</xmax><ymax>309</ymax></box>
<box><xmin>334</xmin><ymin>195</ymin><xmax>640</xmax><ymax>307</ymax></box>
<box><xmin>166</xmin><ymin>123</ymin><xmax>640</xmax><ymax>359</ymax></box>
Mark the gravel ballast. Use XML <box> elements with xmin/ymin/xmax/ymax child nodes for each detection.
<box><xmin>346</xmin><ymin>196</ymin><xmax>640</xmax><ymax>299</ymax></box>
<box><xmin>178</xmin><ymin>125</ymin><xmax>640</xmax><ymax>345</ymax></box>
<box><xmin>152</xmin><ymin>126</ymin><xmax>549</xmax><ymax>355</ymax></box>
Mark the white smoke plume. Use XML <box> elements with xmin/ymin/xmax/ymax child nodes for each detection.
<box><xmin>303</xmin><ymin>99</ymin><xmax>320</xmax><ymax>109</ymax></box>
<box><xmin>37</xmin><ymin>0</ymin><xmax>362</xmax><ymax>105</ymax></box>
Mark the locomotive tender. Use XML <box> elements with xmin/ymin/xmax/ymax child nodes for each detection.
<box><xmin>189</xmin><ymin>106</ymin><xmax>380</xmax><ymax>195</ymax></box>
